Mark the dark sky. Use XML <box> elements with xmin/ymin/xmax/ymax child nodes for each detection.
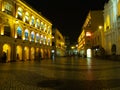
<box><xmin>24</xmin><ymin>0</ymin><xmax>109</xmax><ymax>43</ymax></box>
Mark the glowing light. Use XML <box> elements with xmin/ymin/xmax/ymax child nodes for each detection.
<box><xmin>51</xmin><ymin>50</ymin><xmax>55</xmax><ymax>53</ymax></box>
<box><xmin>87</xmin><ymin>49</ymin><xmax>92</xmax><ymax>58</ymax></box>
<box><xmin>15</xmin><ymin>35</ymin><xmax>17</xmax><ymax>38</ymax></box>
<box><xmin>71</xmin><ymin>46</ymin><xmax>75</xmax><ymax>49</ymax></box>
<box><xmin>86</xmin><ymin>32</ymin><xmax>91</xmax><ymax>37</ymax></box>
<box><xmin>99</xmin><ymin>26</ymin><xmax>103</xmax><ymax>29</ymax></box>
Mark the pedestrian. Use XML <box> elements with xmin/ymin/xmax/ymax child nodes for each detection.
<box><xmin>1</xmin><ymin>52</ymin><xmax>7</xmax><ymax>63</ymax></box>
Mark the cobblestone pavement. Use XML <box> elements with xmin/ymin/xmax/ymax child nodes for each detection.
<box><xmin>0</xmin><ymin>57</ymin><xmax>120</xmax><ymax>90</ymax></box>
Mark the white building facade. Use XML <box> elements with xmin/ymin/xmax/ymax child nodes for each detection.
<box><xmin>104</xmin><ymin>0</ymin><xmax>120</xmax><ymax>55</ymax></box>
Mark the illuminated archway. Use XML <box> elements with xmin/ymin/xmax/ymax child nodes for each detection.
<box><xmin>3</xmin><ymin>44</ymin><xmax>11</xmax><ymax>62</ymax></box>
<box><xmin>24</xmin><ymin>46</ymin><xmax>29</xmax><ymax>61</ymax></box>
<box><xmin>36</xmin><ymin>48</ymin><xmax>39</xmax><ymax>60</ymax></box>
<box><xmin>87</xmin><ymin>48</ymin><xmax>92</xmax><ymax>58</ymax></box>
<box><xmin>16</xmin><ymin>45</ymin><xmax>22</xmax><ymax>61</ymax></box>
<box><xmin>40</xmin><ymin>49</ymin><xmax>43</xmax><ymax>59</ymax></box>
<box><xmin>30</xmin><ymin>47</ymin><xmax>35</xmax><ymax>60</ymax></box>
<box><xmin>47</xmin><ymin>49</ymin><xmax>51</xmax><ymax>58</ymax></box>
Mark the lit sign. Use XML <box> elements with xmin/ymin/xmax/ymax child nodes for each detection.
<box><xmin>86</xmin><ymin>32</ymin><xmax>91</xmax><ymax>37</ymax></box>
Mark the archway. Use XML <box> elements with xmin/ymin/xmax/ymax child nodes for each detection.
<box><xmin>40</xmin><ymin>49</ymin><xmax>43</xmax><ymax>59</ymax></box>
<box><xmin>36</xmin><ymin>48</ymin><xmax>41</xmax><ymax>60</ymax></box>
<box><xmin>47</xmin><ymin>49</ymin><xmax>51</xmax><ymax>58</ymax></box>
<box><xmin>87</xmin><ymin>48</ymin><xmax>92</xmax><ymax>58</ymax></box>
<box><xmin>3</xmin><ymin>44</ymin><xmax>11</xmax><ymax>62</ymax></box>
<box><xmin>16</xmin><ymin>45</ymin><xmax>22</xmax><ymax>61</ymax></box>
<box><xmin>30</xmin><ymin>47</ymin><xmax>35</xmax><ymax>60</ymax></box>
<box><xmin>24</xmin><ymin>46</ymin><xmax>29</xmax><ymax>61</ymax></box>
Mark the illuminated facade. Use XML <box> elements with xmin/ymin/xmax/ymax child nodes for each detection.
<box><xmin>52</xmin><ymin>28</ymin><xmax>66</xmax><ymax>57</ymax></box>
<box><xmin>0</xmin><ymin>0</ymin><xmax>52</xmax><ymax>62</ymax></box>
<box><xmin>78</xmin><ymin>10</ymin><xmax>104</xmax><ymax>57</ymax></box>
<box><xmin>104</xmin><ymin>0</ymin><xmax>120</xmax><ymax>55</ymax></box>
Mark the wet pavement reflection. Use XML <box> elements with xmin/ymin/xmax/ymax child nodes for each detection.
<box><xmin>0</xmin><ymin>57</ymin><xmax>120</xmax><ymax>90</ymax></box>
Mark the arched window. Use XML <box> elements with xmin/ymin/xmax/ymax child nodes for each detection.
<box><xmin>17</xmin><ymin>7</ymin><xmax>23</xmax><ymax>20</ymax></box>
<box><xmin>40</xmin><ymin>35</ymin><xmax>43</xmax><ymax>44</ymax></box>
<box><xmin>31</xmin><ymin>31</ymin><xmax>34</xmax><ymax>42</ymax></box>
<box><xmin>36</xmin><ymin>33</ymin><xmax>39</xmax><ymax>43</ymax></box>
<box><xmin>30</xmin><ymin>16</ymin><xmax>35</xmax><ymax>26</ymax></box>
<box><xmin>43</xmin><ymin>36</ymin><xmax>46</xmax><ymax>45</ymax></box>
<box><xmin>17</xmin><ymin>27</ymin><xmax>22</xmax><ymax>39</ymax></box>
<box><xmin>24</xmin><ymin>12</ymin><xmax>29</xmax><ymax>24</ymax></box>
<box><xmin>48</xmin><ymin>38</ymin><xmax>50</xmax><ymax>46</ymax></box>
<box><xmin>40</xmin><ymin>22</ymin><xmax>44</xmax><ymax>30</ymax></box>
<box><xmin>44</xmin><ymin>24</ymin><xmax>47</xmax><ymax>32</ymax></box>
<box><xmin>35</xmin><ymin>19</ymin><xmax>40</xmax><ymax>28</ymax></box>
<box><xmin>24</xmin><ymin>29</ymin><xmax>29</xmax><ymax>40</ymax></box>
<box><xmin>47</xmin><ymin>26</ymin><xmax>51</xmax><ymax>34</ymax></box>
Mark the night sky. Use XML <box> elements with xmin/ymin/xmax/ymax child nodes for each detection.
<box><xmin>25</xmin><ymin>0</ymin><xmax>109</xmax><ymax>43</ymax></box>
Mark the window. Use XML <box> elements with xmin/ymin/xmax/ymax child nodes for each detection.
<box><xmin>40</xmin><ymin>22</ymin><xmax>44</xmax><ymax>30</ymax></box>
<box><xmin>31</xmin><ymin>31</ymin><xmax>34</xmax><ymax>42</ymax></box>
<box><xmin>35</xmin><ymin>19</ymin><xmax>40</xmax><ymax>28</ymax></box>
<box><xmin>24</xmin><ymin>12</ymin><xmax>29</xmax><ymax>24</ymax></box>
<box><xmin>48</xmin><ymin>26</ymin><xmax>51</xmax><ymax>34</ymax></box>
<box><xmin>17</xmin><ymin>7</ymin><xmax>23</xmax><ymax>20</ymax></box>
<box><xmin>48</xmin><ymin>38</ymin><xmax>50</xmax><ymax>45</ymax></box>
<box><xmin>25</xmin><ymin>29</ymin><xmax>29</xmax><ymax>40</ymax></box>
<box><xmin>17</xmin><ymin>27</ymin><xmax>22</xmax><ymax>39</ymax></box>
<box><xmin>30</xmin><ymin>16</ymin><xmax>35</xmax><ymax>26</ymax></box>
<box><xmin>3</xmin><ymin>1</ymin><xmax>13</xmax><ymax>15</ymax></box>
<box><xmin>40</xmin><ymin>35</ymin><xmax>43</xmax><ymax>44</ymax></box>
<box><xmin>36</xmin><ymin>33</ymin><xmax>39</xmax><ymax>42</ymax></box>
<box><xmin>4</xmin><ymin>26</ymin><xmax>11</xmax><ymax>36</ymax></box>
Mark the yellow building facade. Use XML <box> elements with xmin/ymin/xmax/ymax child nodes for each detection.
<box><xmin>0</xmin><ymin>0</ymin><xmax>52</xmax><ymax>62</ymax></box>
<box><xmin>52</xmin><ymin>28</ymin><xmax>66</xmax><ymax>57</ymax></box>
<box><xmin>78</xmin><ymin>10</ymin><xmax>104</xmax><ymax>57</ymax></box>
<box><xmin>104</xmin><ymin>0</ymin><xmax>120</xmax><ymax>55</ymax></box>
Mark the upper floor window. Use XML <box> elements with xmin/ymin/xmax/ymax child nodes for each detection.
<box><xmin>36</xmin><ymin>33</ymin><xmax>39</xmax><ymax>43</ymax></box>
<box><xmin>16</xmin><ymin>7</ymin><xmax>23</xmax><ymax>20</ymax></box>
<box><xmin>24</xmin><ymin>29</ymin><xmax>29</xmax><ymax>40</ymax></box>
<box><xmin>40</xmin><ymin>35</ymin><xmax>43</xmax><ymax>44</ymax></box>
<box><xmin>4</xmin><ymin>26</ymin><xmax>11</xmax><ymax>37</ymax></box>
<box><xmin>44</xmin><ymin>24</ymin><xmax>47</xmax><ymax>32</ymax></box>
<box><xmin>3</xmin><ymin>1</ymin><xmax>13</xmax><ymax>15</ymax></box>
<box><xmin>48</xmin><ymin>38</ymin><xmax>50</xmax><ymax>46</ymax></box>
<box><xmin>35</xmin><ymin>19</ymin><xmax>40</xmax><ymax>29</ymax></box>
<box><xmin>40</xmin><ymin>22</ymin><xmax>44</xmax><ymax>30</ymax></box>
<box><xmin>48</xmin><ymin>26</ymin><xmax>51</xmax><ymax>34</ymax></box>
<box><xmin>24</xmin><ymin>12</ymin><xmax>30</xmax><ymax>24</ymax></box>
<box><xmin>43</xmin><ymin>36</ymin><xmax>46</xmax><ymax>44</ymax></box>
<box><xmin>30</xmin><ymin>16</ymin><xmax>35</xmax><ymax>26</ymax></box>
<box><xmin>31</xmin><ymin>31</ymin><xmax>35</xmax><ymax>42</ymax></box>
<box><xmin>17</xmin><ymin>27</ymin><xmax>22</xmax><ymax>39</ymax></box>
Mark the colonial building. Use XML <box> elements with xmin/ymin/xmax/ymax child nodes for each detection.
<box><xmin>104</xmin><ymin>0</ymin><xmax>120</xmax><ymax>55</ymax></box>
<box><xmin>77</xmin><ymin>10</ymin><xmax>104</xmax><ymax>57</ymax></box>
<box><xmin>0</xmin><ymin>0</ymin><xmax>52</xmax><ymax>62</ymax></box>
<box><xmin>52</xmin><ymin>28</ymin><xmax>66</xmax><ymax>57</ymax></box>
